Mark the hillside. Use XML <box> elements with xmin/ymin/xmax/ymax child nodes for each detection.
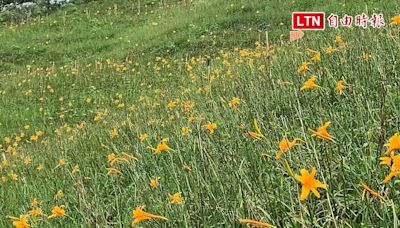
<box><xmin>0</xmin><ymin>0</ymin><xmax>399</xmax><ymax>227</ymax></box>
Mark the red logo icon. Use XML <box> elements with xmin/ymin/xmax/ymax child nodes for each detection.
<box><xmin>292</xmin><ymin>12</ymin><xmax>325</xmax><ymax>30</ymax></box>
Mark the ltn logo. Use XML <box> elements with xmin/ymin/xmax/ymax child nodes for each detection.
<box><xmin>292</xmin><ymin>12</ymin><xmax>326</xmax><ymax>30</ymax></box>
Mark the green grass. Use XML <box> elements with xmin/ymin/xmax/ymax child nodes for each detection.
<box><xmin>0</xmin><ymin>0</ymin><xmax>400</xmax><ymax>227</ymax></box>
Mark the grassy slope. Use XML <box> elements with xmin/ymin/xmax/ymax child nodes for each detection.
<box><xmin>0</xmin><ymin>0</ymin><xmax>399</xmax><ymax>227</ymax></box>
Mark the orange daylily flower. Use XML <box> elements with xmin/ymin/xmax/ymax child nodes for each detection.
<box><xmin>28</xmin><ymin>208</ymin><xmax>42</xmax><ymax>216</ymax></box>
<box><xmin>309</xmin><ymin>122</ymin><xmax>335</xmax><ymax>142</ymax></box>
<box><xmin>9</xmin><ymin>215</ymin><xmax>30</xmax><ymax>228</ymax></box>
<box><xmin>108</xmin><ymin>153</ymin><xmax>129</xmax><ymax>165</ymax></box>
<box><xmin>111</xmin><ymin>128</ymin><xmax>119</xmax><ymax>138</ymax></box>
<box><xmin>150</xmin><ymin>140</ymin><xmax>172</xmax><ymax>154</ymax></box>
<box><xmin>336</xmin><ymin>80</ymin><xmax>345</xmax><ymax>95</ymax></box>
<box><xmin>131</xmin><ymin>206</ymin><xmax>167</xmax><ymax>226</ymax></box>
<box><xmin>296</xmin><ymin>62</ymin><xmax>309</xmax><ymax>74</ymax></box>
<box><xmin>205</xmin><ymin>122</ymin><xmax>217</xmax><ymax>134</ymax></box>
<box><xmin>310</xmin><ymin>52</ymin><xmax>321</xmax><ymax>63</ymax></box>
<box><xmin>384</xmin><ymin>170</ymin><xmax>400</xmax><ymax>184</ymax></box>
<box><xmin>391</xmin><ymin>15</ymin><xmax>400</xmax><ymax>25</ymax></box>
<box><xmin>48</xmin><ymin>205</ymin><xmax>65</xmax><ymax>218</ymax></box>
<box><xmin>150</xmin><ymin>177</ymin><xmax>160</xmax><ymax>188</ymax></box>
<box><xmin>300</xmin><ymin>75</ymin><xmax>320</xmax><ymax>91</ymax></box>
<box><xmin>383</xmin><ymin>154</ymin><xmax>400</xmax><ymax>183</ymax></box>
<box><xmin>239</xmin><ymin>218</ymin><xmax>275</xmax><ymax>227</ymax></box>
<box><xmin>229</xmin><ymin>97</ymin><xmax>241</xmax><ymax>108</ymax></box>
<box><xmin>384</xmin><ymin>133</ymin><xmax>400</xmax><ymax>154</ymax></box>
<box><xmin>379</xmin><ymin>156</ymin><xmax>392</xmax><ymax>166</ymax></box>
<box><xmin>169</xmin><ymin>192</ymin><xmax>182</xmax><ymax>204</ymax></box>
<box><xmin>359</xmin><ymin>182</ymin><xmax>382</xmax><ymax>199</ymax></box>
<box><xmin>276</xmin><ymin>138</ymin><xmax>300</xmax><ymax>159</ymax></box>
<box><xmin>295</xmin><ymin>167</ymin><xmax>327</xmax><ymax>200</ymax></box>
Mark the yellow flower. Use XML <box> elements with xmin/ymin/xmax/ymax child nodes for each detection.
<box><xmin>384</xmin><ymin>133</ymin><xmax>400</xmax><ymax>154</ymax></box>
<box><xmin>167</xmin><ymin>100</ymin><xmax>177</xmax><ymax>108</ymax></box>
<box><xmin>181</xmin><ymin>127</ymin><xmax>190</xmax><ymax>135</ymax></box>
<box><xmin>10</xmin><ymin>173</ymin><xmax>18</xmax><ymax>181</ymax></box>
<box><xmin>23</xmin><ymin>157</ymin><xmax>32</xmax><ymax>166</ymax></box>
<box><xmin>296</xmin><ymin>62</ymin><xmax>309</xmax><ymax>74</ymax></box>
<box><xmin>324</xmin><ymin>46</ymin><xmax>336</xmax><ymax>54</ymax></box>
<box><xmin>300</xmin><ymin>75</ymin><xmax>319</xmax><ymax>91</ymax></box>
<box><xmin>239</xmin><ymin>218</ymin><xmax>275</xmax><ymax>227</ymax></box>
<box><xmin>391</xmin><ymin>15</ymin><xmax>400</xmax><ymax>25</ymax></box>
<box><xmin>295</xmin><ymin>167</ymin><xmax>327</xmax><ymax>200</ymax></box>
<box><xmin>336</xmin><ymin>80</ymin><xmax>345</xmax><ymax>95</ymax></box>
<box><xmin>28</xmin><ymin>208</ymin><xmax>42</xmax><ymax>216</ymax></box>
<box><xmin>111</xmin><ymin>129</ymin><xmax>119</xmax><ymax>138</ymax></box>
<box><xmin>150</xmin><ymin>177</ymin><xmax>160</xmax><ymax>188</ymax></box>
<box><xmin>9</xmin><ymin>215</ymin><xmax>30</xmax><ymax>228</ymax></box>
<box><xmin>4</xmin><ymin>136</ymin><xmax>11</xmax><ymax>144</ymax></box>
<box><xmin>56</xmin><ymin>190</ymin><xmax>63</xmax><ymax>200</ymax></box>
<box><xmin>71</xmin><ymin>165</ymin><xmax>80</xmax><ymax>174</ymax></box>
<box><xmin>335</xmin><ymin>35</ymin><xmax>343</xmax><ymax>43</ymax></box>
<box><xmin>275</xmin><ymin>138</ymin><xmax>300</xmax><ymax>159</ymax></box>
<box><xmin>204</xmin><ymin>122</ymin><xmax>217</xmax><ymax>134</ymax></box>
<box><xmin>139</xmin><ymin>133</ymin><xmax>147</xmax><ymax>141</ymax></box>
<box><xmin>31</xmin><ymin>198</ymin><xmax>39</xmax><ymax>208</ymax></box>
<box><xmin>228</xmin><ymin>97</ymin><xmax>240</xmax><ymax>108</ymax></box>
<box><xmin>379</xmin><ymin>155</ymin><xmax>392</xmax><ymax>166</ymax></box>
<box><xmin>30</xmin><ymin>135</ymin><xmax>38</xmax><ymax>142</ymax></box>
<box><xmin>150</xmin><ymin>140</ymin><xmax>171</xmax><ymax>154</ymax></box>
<box><xmin>384</xmin><ymin>170</ymin><xmax>400</xmax><ymax>183</ymax></box>
<box><xmin>309</xmin><ymin>122</ymin><xmax>335</xmax><ymax>142</ymax></box>
<box><xmin>108</xmin><ymin>153</ymin><xmax>128</xmax><ymax>165</ymax></box>
<box><xmin>55</xmin><ymin>158</ymin><xmax>66</xmax><ymax>168</ymax></box>
<box><xmin>77</xmin><ymin>122</ymin><xmax>85</xmax><ymax>129</ymax></box>
<box><xmin>310</xmin><ymin>53</ymin><xmax>321</xmax><ymax>63</ymax></box>
<box><xmin>169</xmin><ymin>192</ymin><xmax>182</xmax><ymax>204</ymax></box>
<box><xmin>131</xmin><ymin>206</ymin><xmax>167</xmax><ymax>226</ymax></box>
<box><xmin>48</xmin><ymin>205</ymin><xmax>65</xmax><ymax>218</ymax></box>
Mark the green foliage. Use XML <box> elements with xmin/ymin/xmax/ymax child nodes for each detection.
<box><xmin>0</xmin><ymin>0</ymin><xmax>399</xmax><ymax>227</ymax></box>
